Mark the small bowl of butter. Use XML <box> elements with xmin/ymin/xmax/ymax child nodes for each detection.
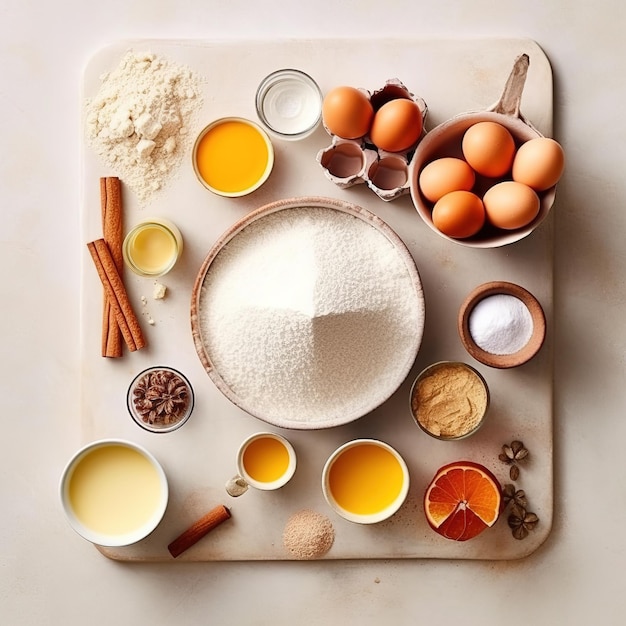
<box><xmin>59</xmin><ymin>439</ymin><xmax>169</xmax><ymax>546</ymax></box>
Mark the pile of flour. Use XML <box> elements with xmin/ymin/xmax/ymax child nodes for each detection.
<box><xmin>198</xmin><ymin>206</ymin><xmax>424</xmax><ymax>426</ymax></box>
<box><xmin>85</xmin><ymin>50</ymin><xmax>203</xmax><ymax>203</ymax></box>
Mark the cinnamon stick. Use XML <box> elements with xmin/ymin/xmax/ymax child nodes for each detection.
<box><xmin>86</xmin><ymin>238</ymin><xmax>146</xmax><ymax>352</ymax></box>
<box><xmin>168</xmin><ymin>505</ymin><xmax>232</xmax><ymax>558</ymax></box>
<box><xmin>100</xmin><ymin>177</ymin><xmax>124</xmax><ymax>358</ymax></box>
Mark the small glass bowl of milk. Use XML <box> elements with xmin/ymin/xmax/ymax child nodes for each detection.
<box><xmin>255</xmin><ymin>69</ymin><xmax>323</xmax><ymax>140</ymax></box>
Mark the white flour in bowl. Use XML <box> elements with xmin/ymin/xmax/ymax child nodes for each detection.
<box><xmin>197</xmin><ymin>206</ymin><xmax>424</xmax><ymax>427</ymax></box>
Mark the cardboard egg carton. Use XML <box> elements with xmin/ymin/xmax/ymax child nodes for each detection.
<box><xmin>316</xmin><ymin>79</ymin><xmax>427</xmax><ymax>202</ymax></box>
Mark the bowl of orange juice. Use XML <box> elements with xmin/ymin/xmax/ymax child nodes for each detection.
<box><xmin>322</xmin><ymin>439</ymin><xmax>409</xmax><ymax>524</ymax></box>
<box><xmin>192</xmin><ymin>117</ymin><xmax>274</xmax><ymax>197</ymax></box>
<box><xmin>59</xmin><ymin>439</ymin><xmax>169</xmax><ymax>546</ymax></box>
<box><xmin>233</xmin><ymin>432</ymin><xmax>297</xmax><ymax>493</ymax></box>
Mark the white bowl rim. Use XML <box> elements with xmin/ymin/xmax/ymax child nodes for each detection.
<box><xmin>59</xmin><ymin>438</ymin><xmax>169</xmax><ymax>547</ymax></box>
<box><xmin>236</xmin><ymin>431</ymin><xmax>297</xmax><ymax>490</ymax></box>
<box><xmin>192</xmin><ymin>116</ymin><xmax>275</xmax><ymax>197</ymax></box>
<box><xmin>321</xmin><ymin>438</ymin><xmax>410</xmax><ymax>524</ymax></box>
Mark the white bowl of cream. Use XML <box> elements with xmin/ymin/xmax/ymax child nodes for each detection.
<box><xmin>59</xmin><ymin>439</ymin><xmax>168</xmax><ymax>546</ymax></box>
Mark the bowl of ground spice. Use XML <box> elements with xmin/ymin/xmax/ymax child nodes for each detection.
<box><xmin>410</xmin><ymin>361</ymin><xmax>489</xmax><ymax>440</ymax></box>
<box><xmin>191</xmin><ymin>196</ymin><xmax>425</xmax><ymax>430</ymax></box>
<box><xmin>458</xmin><ymin>281</ymin><xmax>546</xmax><ymax>368</ymax></box>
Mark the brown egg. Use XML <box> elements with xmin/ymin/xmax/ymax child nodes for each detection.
<box><xmin>369</xmin><ymin>98</ymin><xmax>423</xmax><ymax>153</ymax></box>
<box><xmin>322</xmin><ymin>86</ymin><xmax>374</xmax><ymax>139</ymax></box>
<box><xmin>512</xmin><ymin>137</ymin><xmax>565</xmax><ymax>191</ymax></box>
<box><xmin>483</xmin><ymin>181</ymin><xmax>540</xmax><ymax>230</ymax></box>
<box><xmin>432</xmin><ymin>190</ymin><xmax>485</xmax><ymax>239</ymax></box>
<box><xmin>419</xmin><ymin>157</ymin><xmax>476</xmax><ymax>203</ymax></box>
<box><xmin>462</xmin><ymin>121</ymin><xmax>516</xmax><ymax>178</ymax></box>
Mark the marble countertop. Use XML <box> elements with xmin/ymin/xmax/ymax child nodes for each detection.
<box><xmin>2</xmin><ymin>2</ymin><xmax>625</xmax><ymax>624</ymax></box>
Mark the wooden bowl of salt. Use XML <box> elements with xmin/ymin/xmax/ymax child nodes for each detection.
<box><xmin>458</xmin><ymin>281</ymin><xmax>546</xmax><ymax>369</ymax></box>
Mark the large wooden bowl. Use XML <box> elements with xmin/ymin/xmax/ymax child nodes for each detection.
<box><xmin>190</xmin><ymin>196</ymin><xmax>425</xmax><ymax>430</ymax></box>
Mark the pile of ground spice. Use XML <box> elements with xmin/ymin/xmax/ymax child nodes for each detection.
<box><xmin>411</xmin><ymin>362</ymin><xmax>488</xmax><ymax>438</ymax></box>
<box><xmin>282</xmin><ymin>509</ymin><xmax>335</xmax><ymax>559</ymax></box>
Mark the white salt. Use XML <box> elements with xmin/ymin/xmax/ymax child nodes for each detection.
<box><xmin>469</xmin><ymin>294</ymin><xmax>534</xmax><ymax>355</ymax></box>
<box><xmin>197</xmin><ymin>206</ymin><xmax>424</xmax><ymax>426</ymax></box>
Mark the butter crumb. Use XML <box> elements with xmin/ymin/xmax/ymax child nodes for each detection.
<box><xmin>153</xmin><ymin>282</ymin><xmax>167</xmax><ymax>299</ymax></box>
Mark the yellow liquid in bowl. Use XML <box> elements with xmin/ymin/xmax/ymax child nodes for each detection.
<box><xmin>242</xmin><ymin>436</ymin><xmax>290</xmax><ymax>483</ymax></box>
<box><xmin>128</xmin><ymin>224</ymin><xmax>177</xmax><ymax>274</ymax></box>
<box><xmin>195</xmin><ymin>120</ymin><xmax>270</xmax><ymax>194</ymax></box>
<box><xmin>328</xmin><ymin>443</ymin><xmax>405</xmax><ymax>516</ymax></box>
<box><xmin>68</xmin><ymin>445</ymin><xmax>163</xmax><ymax>536</ymax></box>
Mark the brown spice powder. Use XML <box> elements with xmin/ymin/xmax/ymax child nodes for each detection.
<box><xmin>411</xmin><ymin>362</ymin><xmax>488</xmax><ymax>438</ymax></box>
<box><xmin>282</xmin><ymin>509</ymin><xmax>335</xmax><ymax>559</ymax></box>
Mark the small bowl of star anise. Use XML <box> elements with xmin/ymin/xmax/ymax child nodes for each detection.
<box><xmin>127</xmin><ymin>366</ymin><xmax>195</xmax><ymax>433</ymax></box>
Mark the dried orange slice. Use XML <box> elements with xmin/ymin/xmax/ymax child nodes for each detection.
<box><xmin>424</xmin><ymin>461</ymin><xmax>502</xmax><ymax>541</ymax></box>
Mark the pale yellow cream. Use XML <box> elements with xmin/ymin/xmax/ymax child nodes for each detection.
<box><xmin>68</xmin><ymin>444</ymin><xmax>162</xmax><ymax>536</ymax></box>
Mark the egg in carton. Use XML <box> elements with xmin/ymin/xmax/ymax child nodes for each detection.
<box><xmin>316</xmin><ymin>79</ymin><xmax>428</xmax><ymax>202</ymax></box>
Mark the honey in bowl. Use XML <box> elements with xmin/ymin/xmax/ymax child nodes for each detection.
<box><xmin>193</xmin><ymin>117</ymin><xmax>274</xmax><ymax>197</ymax></box>
<box><xmin>323</xmin><ymin>439</ymin><xmax>409</xmax><ymax>524</ymax></box>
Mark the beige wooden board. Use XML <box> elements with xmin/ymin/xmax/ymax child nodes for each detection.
<box><xmin>80</xmin><ymin>38</ymin><xmax>553</xmax><ymax>561</ymax></box>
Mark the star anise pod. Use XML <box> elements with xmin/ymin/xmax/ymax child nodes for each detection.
<box><xmin>499</xmin><ymin>441</ymin><xmax>529</xmax><ymax>481</ymax></box>
<box><xmin>502</xmin><ymin>484</ymin><xmax>528</xmax><ymax>509</ymax></box>
<box><xmin>507</xmin><ymin>503</ymin><xmax>539</xmax><ymax>540</ymax></box>
<box><xmin>499</xmin><ymin>440</ymin><xmax>529</xmax><ymax>464</ymax></box>
<box><xmin>132</xmin><ymin>369</ymin><xmax>190</xmax><ymax>426</ymax></box>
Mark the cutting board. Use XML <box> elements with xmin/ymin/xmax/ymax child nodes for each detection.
<box><xmin>80</xmin><ymin>37</ymin><xmax>554</xmax><ymax>561</ymax></box>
